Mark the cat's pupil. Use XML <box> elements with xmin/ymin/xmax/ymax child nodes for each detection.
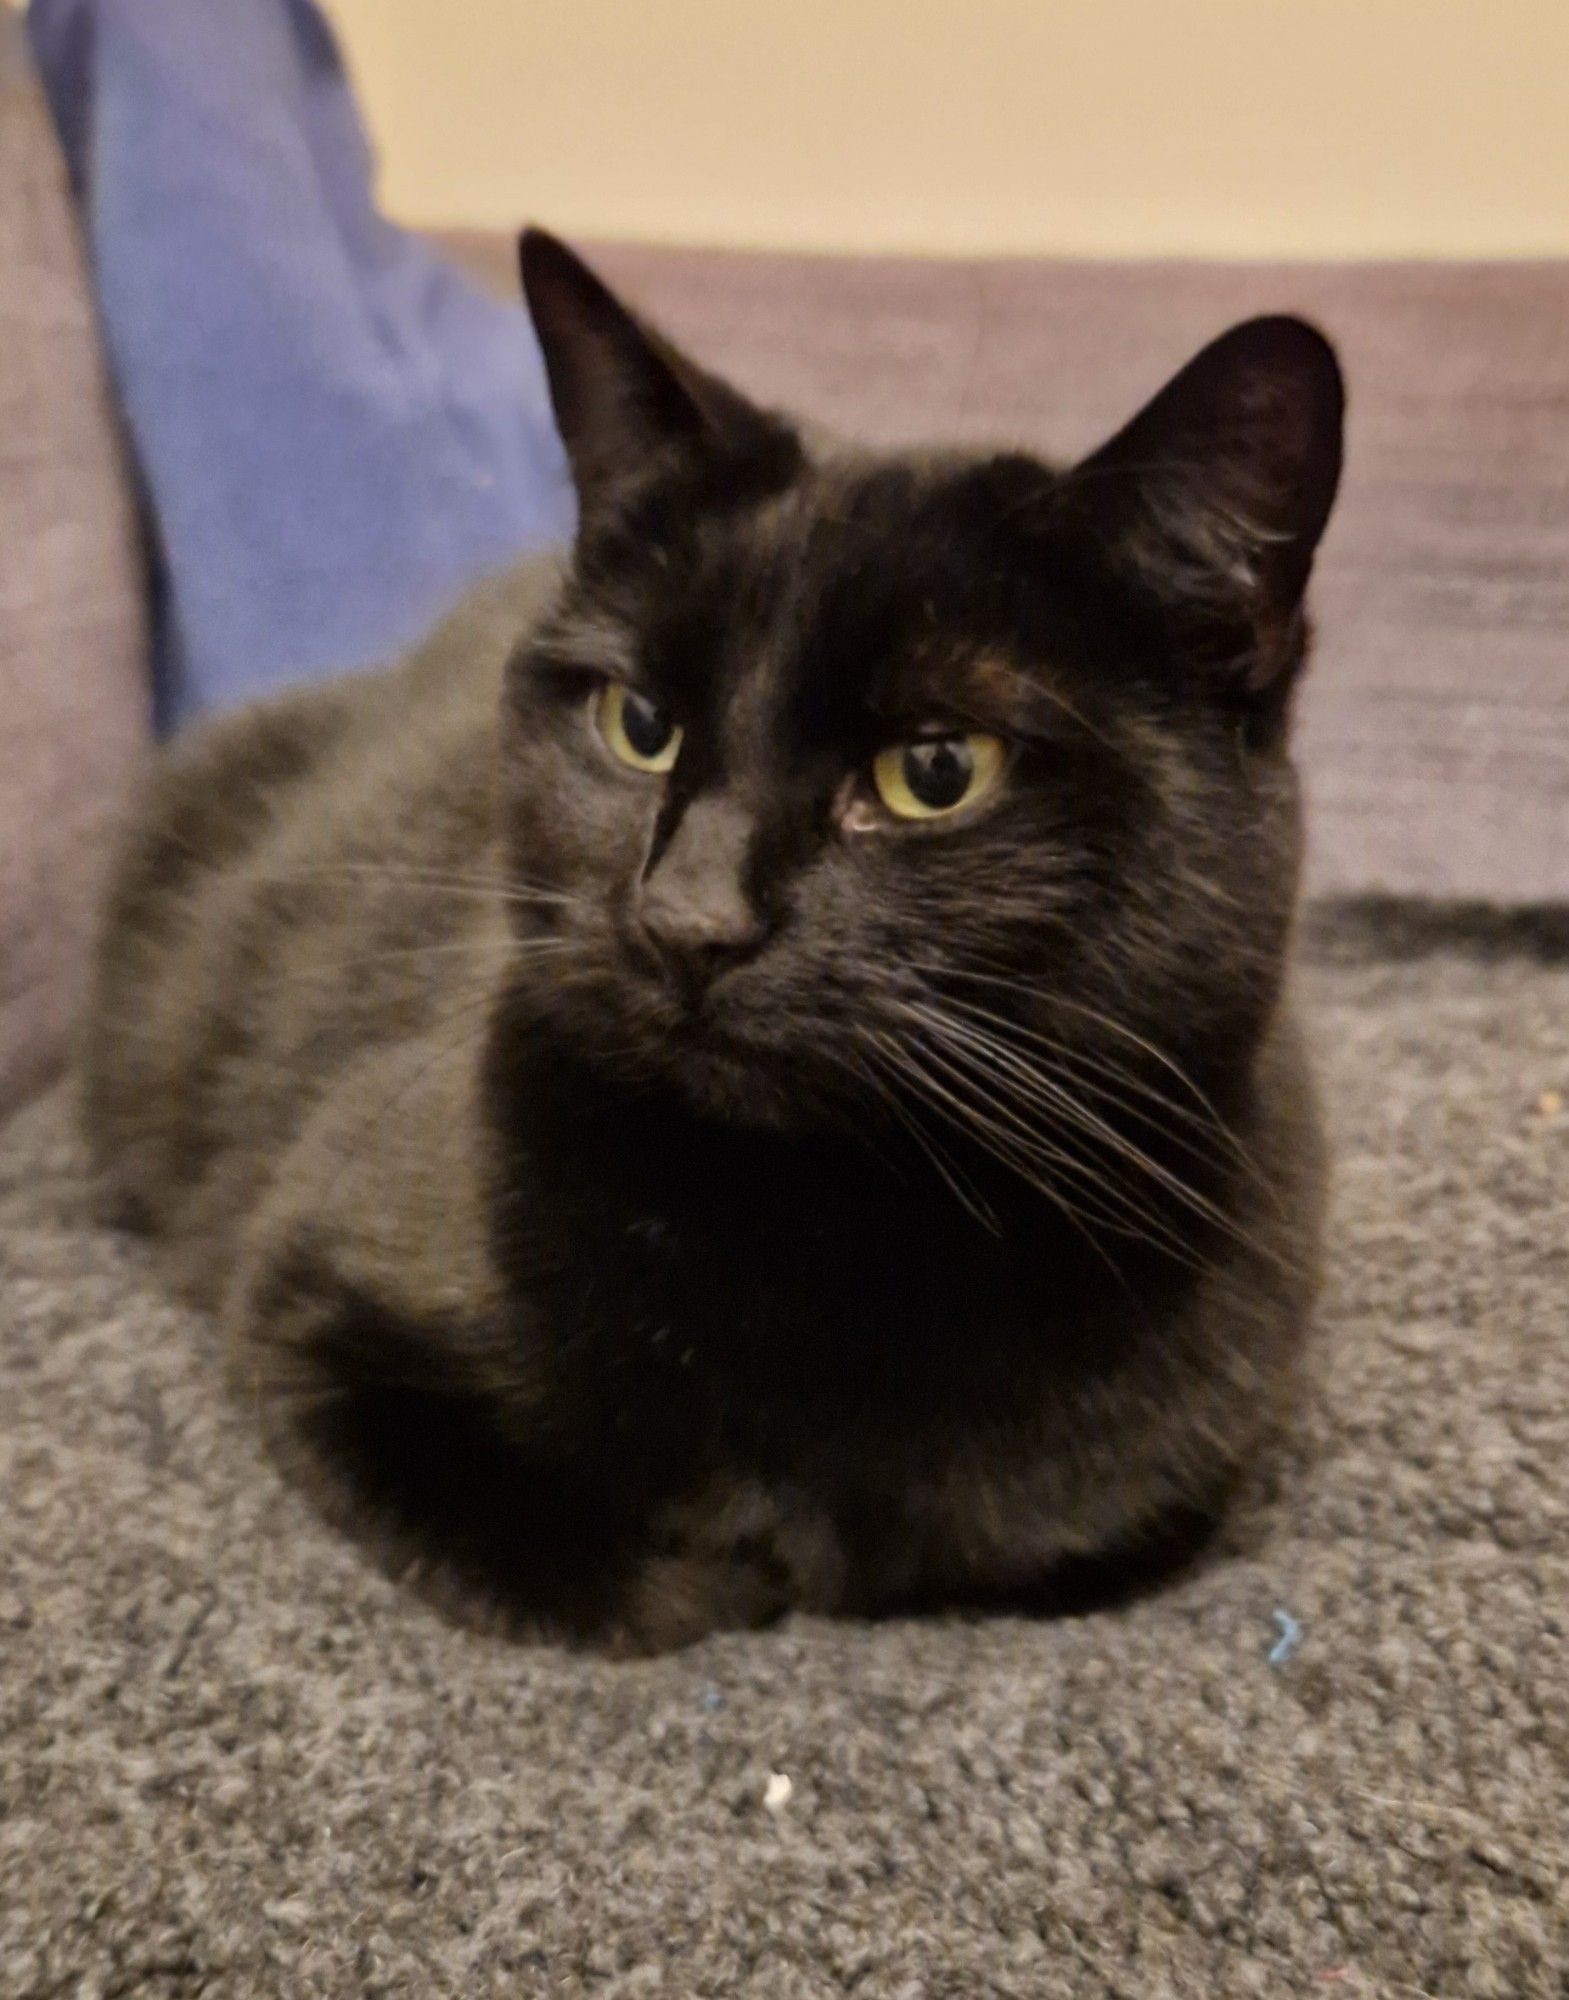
<box><xmin>904</xmin><ymin>738</ymin><xmax>972</xmax><ymax>810</ymax></box>
<box><xmin>623</xmin><ymin>690</ymin><xmax>674</xmax><ymax>760</ymax></box>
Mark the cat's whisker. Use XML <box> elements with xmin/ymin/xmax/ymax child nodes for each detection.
<box><xmin>908</xmin><ymin>990</ymin><xmax>1268</xmax><ymax>1228</ymax></box>
<box><xmin>921</xmin><ymin>1055</ymin><xmax>1209</xmax><ymax>1274</ymax></box>
<box><xmin>250</xmin><ymin>858</ymin><xmax>568</xmax><ymax>894</ymax></box>
<box><xmin>902</xmin><ymin>999</ymin><xmax>1295</xmax><ymax>1274</ymax></box>
<box><xmin>906</xmin><ymin>1001</ymin><xmax>1227</xmax><ymax>1220</ymax></box>
<box><xmin>938</xmin><ymin>960</ymin><xmax>1238</xmax><ymax>1116</ymax></box>
<box><xmin>242</xmin><ymin>859</ymin><xmax>586</xmax><ymax>920</ymax></box>
<box><xmin>865</xmin><ymin>1028</ymin><xmax>1142</xmax><ymax>1290</ymax></box>
<box><xmin>888</xmin><ymin>1016</ymin><xmax>1146</xmax><ymax>1220</ymax></box>
<box><xmin>885</xmin><ymin>1019</ymin><xmax>1208</xmax><ymax>1268</ymax></box>
<box><xmin>926</xmin><ymin>985</ymin><xmax>1268</xmax><ymax>1190</ymax></box>
<box><xmin>914</xmin><ymin>954</ymin><xmax>1273</xmax><ymax>1194</ymax></box>
<box><xmin>851</xmin><ymin>1040</ymin><xmax>1001</xmax><ymax>1235</ymax></box>
<box><xmin>269</xmin><ymin>935</ymin><xmax>579</xmax><ymax>981</ymax></box>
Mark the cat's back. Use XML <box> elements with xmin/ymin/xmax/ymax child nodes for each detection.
<box><xmin>80</xmin><ymin>555</ymin><xmax>560</xmax><ymax>1251</ymax></box>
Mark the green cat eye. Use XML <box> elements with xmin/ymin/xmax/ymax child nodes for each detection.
<box><xmin>596</xmin><ymin>681</ymin><xmax>682</xmax><ymax>774</ymax></box>
<box><xmin>871</xmin><ymin>732</ymin><xmax>1006</xmax><ymax>821</ymax></box>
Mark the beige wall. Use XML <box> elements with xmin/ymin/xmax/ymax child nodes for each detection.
<box><xmin>325</xmin><ymin>0</ymin><xmax>1569</xmax><ymax>259</ymax></box>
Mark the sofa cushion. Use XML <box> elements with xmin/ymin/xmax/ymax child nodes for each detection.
<box><xmin>0</xmin><ymin>3</ymin><xmax>150</xmax><ymax>1116</ymax></box>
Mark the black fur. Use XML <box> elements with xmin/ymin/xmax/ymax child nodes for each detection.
<box><xmin>82</xmin><ymin>232</ymin><xmax>1342</xmax><ymax>1651</ymax></box>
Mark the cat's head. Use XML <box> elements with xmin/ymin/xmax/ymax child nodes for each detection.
<box><xmin>499</xmin><ymin>230</ymin><xmax>1343</xmax><ymax>1145</ymax></box>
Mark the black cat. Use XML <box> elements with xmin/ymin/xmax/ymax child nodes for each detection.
<box><xmin>82</xmin><ymin>231</ymin><xmax>1342</xmax><ymax>1650</ymax></box>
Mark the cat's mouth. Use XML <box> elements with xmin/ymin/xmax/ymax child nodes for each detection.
<box><xmin>642</xmin><ymin>984</ymin><xmax>846</xmax><ymax>1127</ymax></box>
<box><xmin>620</xmin><ymin>929</ymin><xmax>770</xmax><ymax>1051</ymax></box>
<box><xmin>659</xmin><ymin>985</ymin><xmax>769</xmax><ymax>1063</ymax></box>
<box><xmin>584</xmin><ymin>924</ymin><xmax>853</xmax><ymax>1126</ymax></box>
<box><xmin>657</xmin><ymin>1018</ymin><xmax>797</xmax><ymax>1123</ymax></box>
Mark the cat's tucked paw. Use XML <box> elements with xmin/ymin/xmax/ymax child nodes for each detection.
<box><xmin>604</xmin><ymin>1550</ymin><xmax>791</xmax><ymax>1656</ymax></box>
<box><xmin>601</xmin><ymin>1484</ymin><xmax>848</xmax><ymax>1654</ymax></box>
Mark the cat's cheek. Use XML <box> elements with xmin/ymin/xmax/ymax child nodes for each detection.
<box><xmin>502</xmin><ymin>733</ymin><xmax>649</xmax><ymax>910</ymax></box>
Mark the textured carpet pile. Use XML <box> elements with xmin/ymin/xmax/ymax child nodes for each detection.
<box><xmin>2</xmin><ymin>905</ymin><xmax>1566</xmax><ymax>1997</ymax></box>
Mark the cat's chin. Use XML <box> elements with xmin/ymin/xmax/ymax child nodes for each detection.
<box><xmin>657</xmin><ymin>1028</ymin><xmax>817</xmax><ymax>1131</ymax></box>
<box><xmin>624</xmin><ymin>1012</ymin><xmax>850</xmax><ymax>1134</ymax></box>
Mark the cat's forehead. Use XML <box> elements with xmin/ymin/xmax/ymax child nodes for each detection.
<box><xmin>667</xmin><ymin>451</ymin><xmax>1092</xmax><ymax>739</ymax></box>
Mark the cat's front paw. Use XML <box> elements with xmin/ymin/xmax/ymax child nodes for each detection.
<box><xmin>600</xmin><ymin>1485</ymin><xmax>847</xmax><ymax>1655</ymax></box>
<box><xmin>601</xmin><ymin>1550</ymin><xmax>790</xmax><ymax>1656</ymax></box>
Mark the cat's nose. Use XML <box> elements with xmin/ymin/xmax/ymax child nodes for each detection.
<box><xmin>638</xmin><ymin>881</ymin><xmax>766</xmax><ymax>994</ymax></box>
<box><xmin>637</xmin><ymin>795</ymin><xmax>767</xmax><ymax>997</ymax></box>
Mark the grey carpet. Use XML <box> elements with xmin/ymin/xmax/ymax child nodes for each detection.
<box><xmin>3</xmin><ymin>905</ymin><xmax>1566</xmax><ymax>1998</ymax></box>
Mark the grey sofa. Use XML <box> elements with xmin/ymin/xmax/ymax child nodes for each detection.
<box><xmin>0</xmin><ymin>5</ymin><xmax>149</xmax><ymax>1113</ymax></box>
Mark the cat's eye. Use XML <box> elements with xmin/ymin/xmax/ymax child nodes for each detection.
<box><xmin>870</xmin><ymin>732</ymin><xmax>1006</xmax><ymax>821</ymax></box>
<box><xmin>595</xmin><ymin>681</ymin><xmax>683</xmax><ymax>774</ymax></box>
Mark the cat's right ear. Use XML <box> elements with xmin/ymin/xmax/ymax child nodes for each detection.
<box><xmin>1066</xmin><ymin>316</ymin><xmax>1344</xmax><ymax>688</ymax></box>
<box><xmin>520</xmin><ymin>228</ymin><xmax>798</xmax><ymax>524</ymax></box>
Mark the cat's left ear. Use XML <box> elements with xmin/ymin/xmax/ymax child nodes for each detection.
<box><xmin>521</xmin><ymin>228</ymin><xmax>798</xmax><ymax>524</ymax></box>
<box><xmin>1069</xmin><ymin>316</ymin><xmax>1344</xmax><ymax>686</ymax></box>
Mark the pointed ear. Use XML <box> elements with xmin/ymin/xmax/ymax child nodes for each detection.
<box><xmin>520</xmin><ymin>228</ymin><xmax>797</xmax><ymax>524</ymax></box>
<box><xmin>1070</xmin><ymin>316</ymin><xmax>1344</xmax><ymax>683</ymax></box>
